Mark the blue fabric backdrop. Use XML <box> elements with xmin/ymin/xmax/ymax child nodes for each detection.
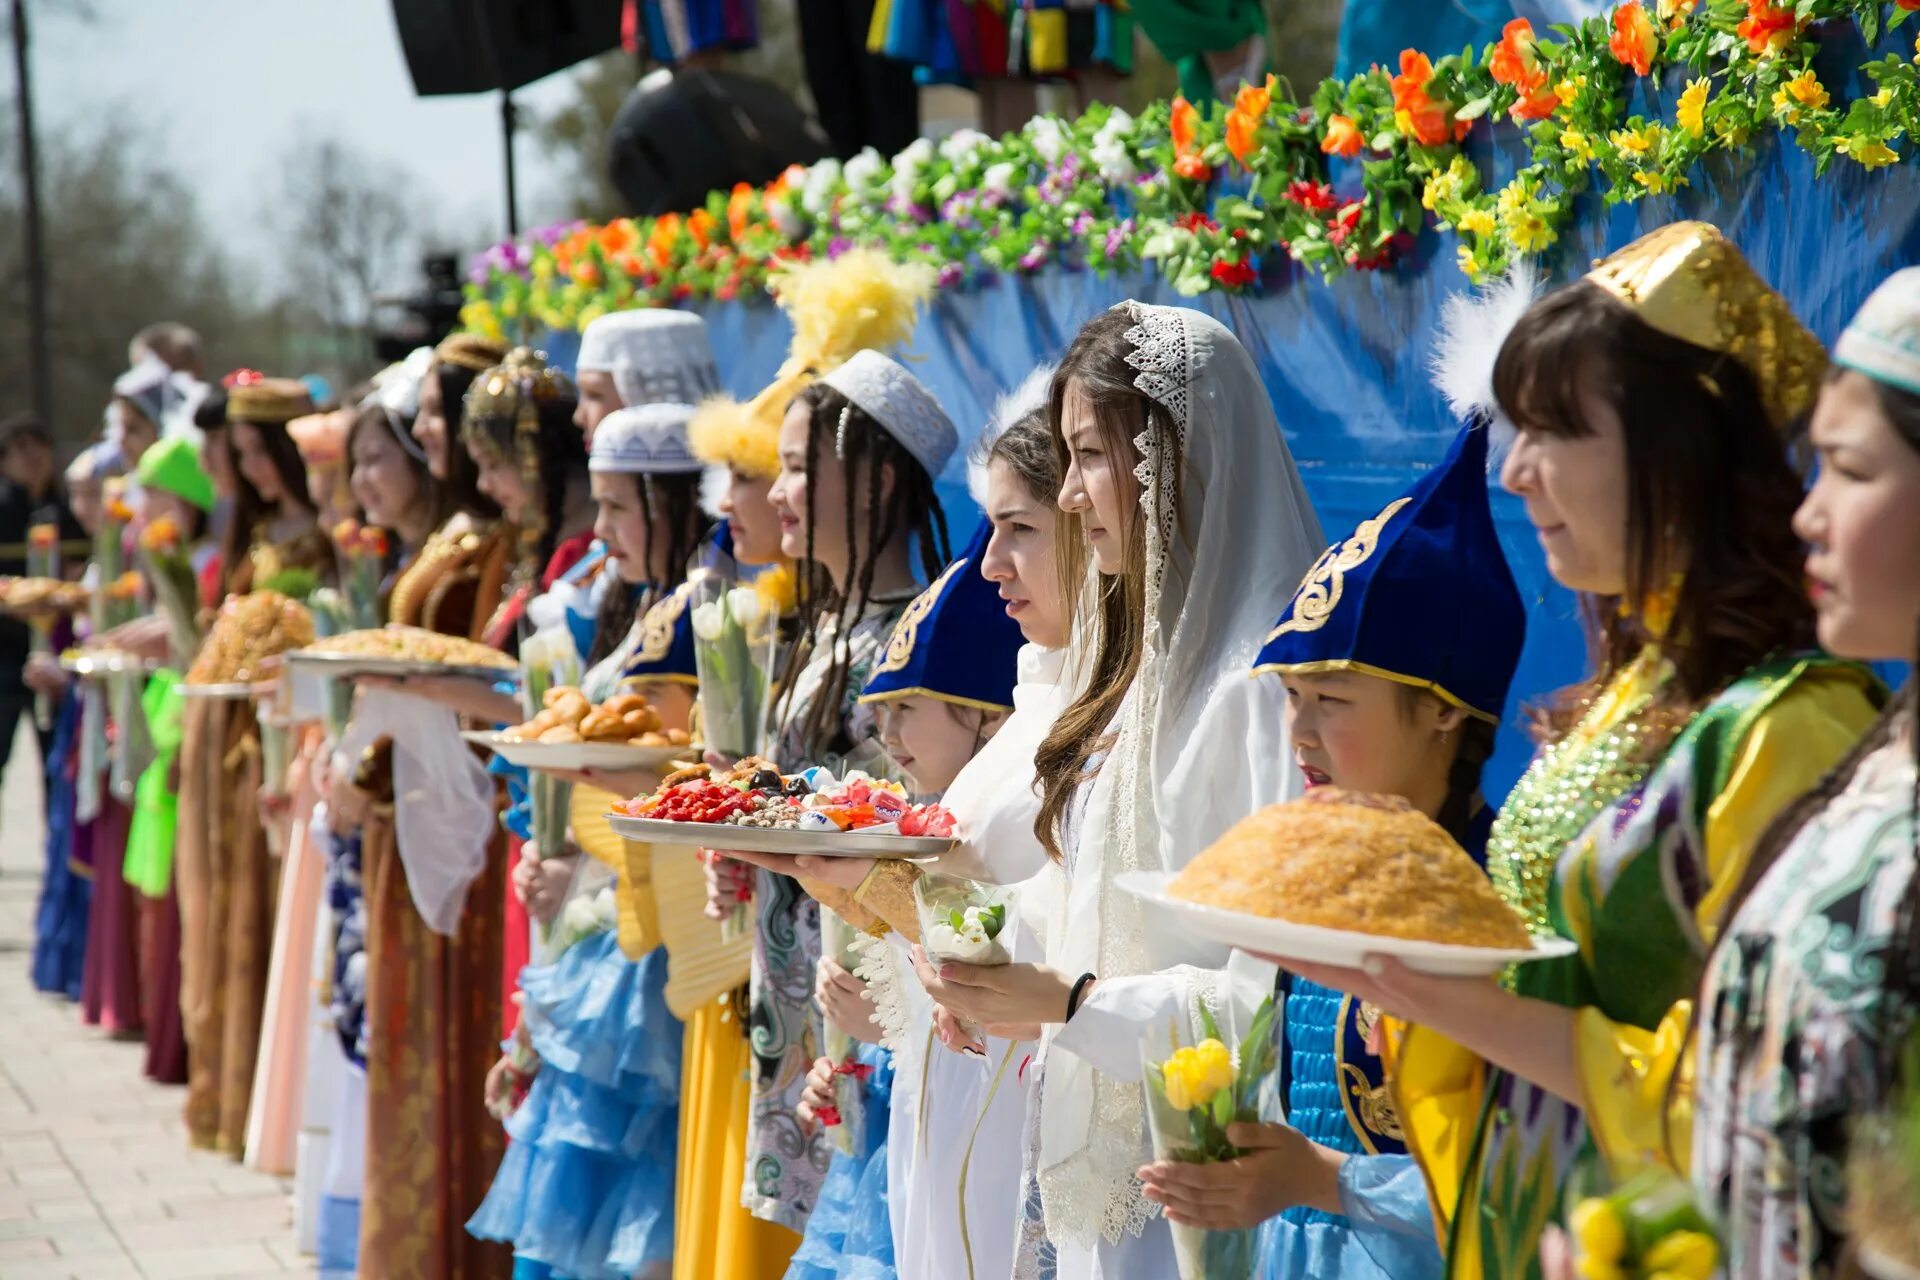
<box><xmin>542</xmin><ymin>43</ymin><xmax>1920</xmax><ymax>797</ymax></box>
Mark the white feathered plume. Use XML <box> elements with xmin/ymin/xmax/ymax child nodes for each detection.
<box><xmin>968</xmin><ymin>362</ymin><xmax>1057</xmax><ymax>508</ymax></box>
<box><xmin>699</xmin><ymin>464</ymin><xmax>730</xmax><ymax>520</ymax></box>
<box><xmin>1428</xmin><ymin>261</ymin><xmax>1545</xmax><ymax>463</ymax></box>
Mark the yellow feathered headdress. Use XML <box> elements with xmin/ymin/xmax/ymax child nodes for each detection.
<box><xmin>688</xmin><ymin>248</ymin><xmax>935</xmax><ymax>479</ymax></box>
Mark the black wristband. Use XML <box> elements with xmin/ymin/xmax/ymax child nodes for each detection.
<box><xmin>1065</xmin><ymin>971</ymin><xmax>1098</xmax><ymax>1022</ymax></box>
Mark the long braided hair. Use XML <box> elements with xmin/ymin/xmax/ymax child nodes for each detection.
<box><xmin>586</xmin><ymin>471</ymin><xmax>712</xmax><ymax>667</ymax></box>
<box><xmin>776</xmin><ymin>381</ymin><xmax>951</xmax><ymax>758</ymax></box>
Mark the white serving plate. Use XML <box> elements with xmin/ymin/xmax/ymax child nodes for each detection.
<box><xmin>607</xmin><ymin>814</ymin><xmax>954</xmax><ymax>860</ymax></box>
<box><xmin>60</xmin><ymin>650</ymin><xmax>158</xmax><ymax>678</ymax></box>
<box><xmin>179</xmin><ymin>681</ymin><xmax>257</xmax><ymax>699</ymax></box>
<box><xmin>1118</xmin><ymin>870</ymin><xmax>1579</xmax><ymax>977</ymax></box>
<box><xmin>461</xmin><ymin>729</ymin><xmax>692</xmax><ymax>774</ymax></box>
<box><xmin>287</xmin><ymin>649</ymin><xmax>520</xmax><ymax>685</ymax></box>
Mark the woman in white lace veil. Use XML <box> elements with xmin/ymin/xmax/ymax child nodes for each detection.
<box><xmin>919</xmin><ymin>302</ymin><xmax>1324</xmax><ymax>1275</ymax></box>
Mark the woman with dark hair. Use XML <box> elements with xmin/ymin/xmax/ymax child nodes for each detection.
<box><xmin>1286</xmin><ymin>223</ymin><xmax>1884</xmax><ymax>1280</ymax></box>
<box><xmin>1678</xmin><ymin>270</ymin><xmax>1920</xmax><ymax>1278</ymax></box>
<box><xmin>348</xmin><ymin>398</ymin><xmax>445</xmax><ymax>574</ymax></box>
<box><xmin>914</xmin><ymin>304</ymin><xmax>1325</xmax><ymax>1278</ymax></box>
<box><xmin>175</xmin><ymin>374</ymin><xmax>335</xmax><ymax>1159</ymax></box>
<box><xmin>414</xmin><ymin>334</ymin><xmax>503</xmax><ymax>527</ymax></box>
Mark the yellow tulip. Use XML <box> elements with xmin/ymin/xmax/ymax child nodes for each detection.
<box><xmin>1192</xmin><ymin>1039</ymin><xmax>1235</xmax><ymax>1101</ymax></box>
<box><xmin>1642</xmin><ymin>1231</ymin><xmax>1718</xmax><ymax>1280</ymax></box>
<box><xmin>1161</xmin><ymin>1052</ymin><xmax>1197</xmax><ymax>1112</ymax></box>
<box><xmin>1568</xmin><ymin>1199</ymin><xmax>1628</xmax><ymax>1263</ymax></box>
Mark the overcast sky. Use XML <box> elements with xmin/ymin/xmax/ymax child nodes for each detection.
<box><xmin>28</xmin><ymin>0</ymin><xmax>586</xmax><ymax>284</ymax></box>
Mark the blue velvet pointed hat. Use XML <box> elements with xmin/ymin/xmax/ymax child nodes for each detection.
<box><xmin>860</xmin><ymin>520</ymin><xmax>1024</xmax><ymax>712</ymax></box>
<box><xmin>1253</xmin><ymin>425</ymin><xmax>1525</xmax><ymax>723</ymax></box>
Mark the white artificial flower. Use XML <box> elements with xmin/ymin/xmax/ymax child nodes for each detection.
<box><xmin>769</xmin><ymin>198</ymin><xmax>804</xmax><ymax>239</ymax></box>
<box><xmin>983</xmin><ymin>162</ymin><xmax>1017</xmax><ymax>198</ymax></box>
<box><xmin>894</xmin><ymin>137</ymin><xmax>935</xmax><ymax>172</ymax></box>
<box><xmin>1026</xmin><ymin>116</ymin><xmax>1069</xmax><ymax>166</ymax></box>
<box><xmin>939</xmin><ymin>128</ymin><xmax>990</xmax><ymax>169</ymax></box>
<box><xmin>843</xmin><ymin>146</ymin><xmax>885</xmax><ymax>190</ymax></box>
<box><xmin>691</xmin><ymin>600</ymin><xmax>726</xmax><ymax>642</ymax></box>
<box><xmin>1090</xmin><ymin>138</ymin><xmax>1137</xmax><ymax>185</ymax></box>
<box><xmin>725</xmin><ymin>586</ymin><xmax>765</xmax><ymax>632</ymax></box>
<box><xmin>1096</xmin><ymin>108</ymin><xmax>1135</xmax><ymax>143</ymax></box>
<box><xmin>800</xmin><ymin>158</ymin><xmax>842</xmax><ymax>215</ymax></box>
<box><xmin>559</xmin><ymin>893</ymin><xmax>600</xmax><ymax>940</ymax></box>
<box><xmin>931</xmin><ymin>174</ymin><xmax>959</xmax><ymax>205</ymax></box>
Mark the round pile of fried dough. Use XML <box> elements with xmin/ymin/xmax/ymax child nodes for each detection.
<box><xmin>1170</xmin><ymin>788</ymin><xmax>1532</xmax><ymax>950</ymax></box>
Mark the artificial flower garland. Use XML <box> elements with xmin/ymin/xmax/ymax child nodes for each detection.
<box><xmin>464</xmin><ymin>0</ymin><xmax>1920</xmax><ymax>330</ymax></box>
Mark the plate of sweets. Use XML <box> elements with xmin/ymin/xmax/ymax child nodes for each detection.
<box><xmin>0</xmin><ymin>576</ymin><xmax>89</xmax><ymax>617</ymax></box>
<box><xmin>183</xmin><ymin>590</ymin><xmax>315</xmax><ymax>697</ymax></box>
<box><xmin>1121</xmin><ymin>788</ymin><xmax>1578</xmax><ymax>977</ymax></box>
<box><xmin>287</xmin><ymin>625</ymin><xmax>518</xmax><ymax>684</ymax></box>
<box><xmin>464</xmin><ymin>686</ymin><xmax>697</xmax><ymax>772</ymax></box>
<box><xmin>609</xmin><ymin>760</ymin><xmax>957</xmax><ymax>859</ymax></box>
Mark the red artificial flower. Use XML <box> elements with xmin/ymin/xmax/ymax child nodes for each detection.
<box><xmin>1736</xmin><ymin>0</ymin><xmax>1799</xmax><ymax>54</ymax></box>
<box><xmin>1209</xmin><ymin>258</ymin><xmax>1256</xmax><ymax>289</ymax></box>
<box><xmin>1609</xmin><ymin>3</ymin><xmax>1658</xmax><ymax>76</ymax></box>
<box><xmin>1175</xmin><ymin>211</ymin><xmax>1220</xmax><ymax>232</ymax></box>
<box><xmin>1390</xmin><ymin>50</ymin><xmax>1468</xmax><ymax>146</ymax></box>
<box><xmin>727</xmin><ymin>182</ymin><xmax>756</xmax><ymax>244</ymax></box>
<box><xmin>815</xmin><ymin>1104</ymin><xmax>843</xmax><ymax>1128</ymax></box>
<box><xmin>1321</xmin><ymin>113</ymin><xmax>1365</xmax><ymax>158</ymax></box>
<box><xmin>1900</xmin><ymin>0</ymin><xmax>1920</xmax><ymax>10</ymax></box>
<box><xmin>1283</xmin><ymin>179</ymin><xmax>1339</xmax><ymax>212</ymax></box>
<box><xmin>1328</xmin><ymin>202</ymin><xmax>1365</xmax><ymax>247</ymax></box>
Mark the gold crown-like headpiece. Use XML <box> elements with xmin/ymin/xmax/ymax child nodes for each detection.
<box><xmin>463</xmin><ymin>347</ymin><xmax>575</xmax><ymax>431</ymax></box>
<box><xmin>436</xmin><ymin>332</ymin><xmax>511</xmax><ymax>373</ymax></box>
<box><xmin>1585</xmin><ymin>221</ymin><xmax>1827</xmax><ymax>431</ymax></box>
<box><xmin>227</xmin><ymin>377</ymin><xmax>315</xmax><ymax>427</ymax></box>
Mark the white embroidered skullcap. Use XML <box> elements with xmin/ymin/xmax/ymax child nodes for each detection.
<box><xmin>817</xmin><ymin>349</ymin><xmax>959</xmax><ymax>477</ymax></box>
<box><xmin>577</xmin><ymin>310</ymin><xmax>722</xmax><ymax>409</ymax></box>
<box><xmin>1834</xmin><ymin>267</ymin><xmax>1920</xmax><ymax>398</ymax></box>
<box><xmin>589</xmin><ymin>402</ymin><xmax>702</xmax><ymax>474</ymax></box>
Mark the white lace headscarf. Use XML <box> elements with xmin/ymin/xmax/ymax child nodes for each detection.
<box><xmin>1036</xmin><ymin>302</ymin><xmax>1324</xmax><ymax>1247</ymax></box>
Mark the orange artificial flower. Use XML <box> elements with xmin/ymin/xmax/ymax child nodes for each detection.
<box><xmin>1491</xmin><ymin>20</ymin><xmax>1547</xmax><ymax>94</ymax></box>
<box><xmin>107</xmin><ymin>571</ymin><xmax>142</xmax><ymax>601</ymax></box>
<box><xmin>613</xmin><ymin>251</ymin><xmax>645</xmax><ymax>279</ymax></box>
<box><xmin>332</xmin><ymin>518</ymin><xmax>361</xmax><ymax>546</ymax></box>
<box><xmin>1170</xmin><ymin>95</ymin><xmax>1200</xmax><ymax>157</ymax></box>
<box><xmin>687</xmin><ymin>209</ymin><xmax>717</xmax><ymax>250</ymax></box>
<box><xmin>1391</xmin><ymin>50</ymin><xmax>1467</xmax><ymax>147</ymax></box>
<box><xmin>29</xmin><ymin>523</ymin><xmax>57</xmax><ymax>550</ymax></box>
<box><xmin>1224</xmin><ymin>76</ymin><xmax>1274</xmax><ymax>166</ymax></box>
<box><xmin>647</xmin><ymin>214</ymin><xmax>682</xmax><ymax>271</ymax></box>
<box><xmin>728</xmin><ymin>183</ymin><xmax>756</xmax><ymax>243</ymax></box>
<box><xmin>362</xmin><ymin>527</ymin><xmax>391</xmax><ymax>560</ymax></box>
<box><xmin>1321</xmin><ymin>113</ymin><xmax>1365</xmax><ymax>157</ymax></box>
<box><xmin>1172</xmin><ymin>153</ymin><xmax>1214</xmax><ymax>181</ymax></box>
<box><xmin>1609</xmin><ymin>3</ymin><xmax>1658</xmax><ymax>76</ymax></box>
<box><xmin>597</xmin><ymin>219</ymin><xmax>636</xmax><ymax>258</ymax></box>
<box><xmin>105</xmin><ymin>497</ymin><xmax>136</xmax><ymax>525</ymax></box>
<box><xmin>1737</xmin><ymin>0</ymin><xmax>1799</xmax><ymax>55</ymax></box>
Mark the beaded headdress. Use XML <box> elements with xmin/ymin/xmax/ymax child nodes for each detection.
<box><xmin>1585</xmin><ymin>221</ymin><xmax>1826</xmax><ymax>432</ymax></box>
<box><xmin>463</xmin><ymin>348</ymin><xmax>577</xmax><ymax>563</ymax></box>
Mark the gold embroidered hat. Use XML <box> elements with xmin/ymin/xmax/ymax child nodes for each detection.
<box><xmin>1585</xmin><ymin>221</ymin><xmax>1827</xmax><ymax>431</ymax></box>
<box><xmin>857</xmin><ymin>521</ymin><xmax>1024</xmax><ymax>713</ymax></box>
<box><xmin>226</xmin><ymin>376</ymin><xmax>315</xmax><ymax>426</ymax></box>
<box><xmin>436</xmin><ymin>332</ymin><xmax>511</xmax><ymax>373</ymax></box>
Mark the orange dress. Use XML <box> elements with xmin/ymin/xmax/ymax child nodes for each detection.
<box><xmin>354</xmin><ymin>517</ymin><xmax>516</xmax><ymax>1278</ymax></box>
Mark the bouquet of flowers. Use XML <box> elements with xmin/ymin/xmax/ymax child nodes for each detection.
<box><xmin>92</xmin><ymin>481</ymin><xmax>140</xmax><ymax>635</ymax></box>
<box><xmin>1565</xmin><ymin>1167</ymin><xmax>1721</xmax><ymax>1280</ymax></box>
<box><xmin>303</xmin><ymin>589</ymin><xmax>356</xmax><ymax>739</ymax></box>
<box><xmin>913</xmin><ymin>872</ymin><xmax>1015</xmax><ymax>968</ymax></box>
<box><xmin>689</xmin><ymin>576</ymin><xmax>778</xmax><ymax>761</ymax></box>
<box><xmin>26</xmin><ymin>522</ymin><xmax>60</xmax><ymax>729</ymax></box>
<box><xmin>520</xmin><ymin>627</ymin><xmax>584</xmax><ymax>938</ymax></box>
<box><xmin>1142</xmin><ymin>996</ymin><xmax>1280</xmax><ymax>1280</ymax></box>
<box><xmin>136</xmin><ymin>515</ymin><xmax>203</xmax><ymax>666</ymax></box>
<box><xmin>330</xmin><ymin>519</ymin><xmax>389</xmax><ymax>632</ymax></box>
<box><xmin>818</xmin><ymin>908</ymin><xmax>873</xmax><ymax>1157</ymax></box>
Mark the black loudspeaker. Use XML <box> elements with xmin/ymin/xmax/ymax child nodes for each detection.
<box><xmin>606</xmin><ymin>69</ymin><xmax>833</xmax><ymax>217</ymax></box>
<box><xmin>390</xmin><ymin>0</ymin><xmax>623</xmax><ymax>96</ymax></box>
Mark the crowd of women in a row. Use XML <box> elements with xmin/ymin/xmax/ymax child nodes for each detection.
<box><xmin>25</xmin><ymin>218</ymin><xmax>1920</xmax><ymax>1280</ymax></box>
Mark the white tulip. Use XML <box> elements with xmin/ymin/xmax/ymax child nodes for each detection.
<box><xmin>691</xmin><ymin>600</ymin><xmax>727</xmax><ymax>642</ymax></box>
<box><xmin>843</xmin><ymin>146</ymin><xmax>885</xmax><ymax>190</ymax></box>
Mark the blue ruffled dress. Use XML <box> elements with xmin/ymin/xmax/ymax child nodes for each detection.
<box><xmin>785</xmin><ymin>1043</ymin><xmax>896</xmax><ymax>1280</ymax></box>
<box><xmin>31</xmin><ymin>687</ymin><xmax>89</xmax><ymax>1000</ymax></box>
<box><xmin>468</xmin><ymin>925</ymin><xmax>683</xmax><ymax>1280</ymax></box>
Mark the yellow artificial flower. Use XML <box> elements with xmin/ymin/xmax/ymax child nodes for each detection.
<box><xmin>1562</xmin><ymin>128</ymin><xmax>1597</xmax><ymax>160</ymax></box>
<box><xmin>1641</xmin><ymin>1231</ymin><xmax>1719</xmax><ymax>1280</ymax></box>
<box><xmin>1714</xmin><ymin>114</ymin><xmax>1753</xmax><ymax>146</ymax></box>
<box><xmin>1574</xmin><ymin>1262</ymin><xmax>1627</xmax><ymax>1280</ymax></box>
<box><xmin>1457</xmin><ymin>243</ymin><xmax>1484</xmax><ymax>282</ymax></box>
<box><xmin>1457</xmin><ymin>206</ymin><xmax>1498</xmax><ymax>237</ymax></box>
<box><xmin>1873</xmin><ymin>87</ymin><xmax>1896</xmax><ymax>109</ymax></box>
<box><xmin>1609</xmin><ymin>122</ymin><xmax>1662</xmax><ymax>156</ymax></box>
<box><xmin>1677</xmin><ymin>78</ymin><xmax>1709</xmax><ymax>137</ymax></box>
<box><xmin>1568</xmin><ymin>1199</ymin><xmax>1628</xmax><ymax>1263</ymax></box>
<box><xmin>1838</xmin><ymin>136</ymin><xmax>1902</xmax><ymax>168</ymax></box>
<box><xmin>531</xmin><ymin>255</ymin><xmax>556</xmax><ymax>284</ymax></box>
<box><xmin>1773</xmin><ymin>69</ymin><xmax>1829</xmax><ymax>124</ymax></box>
<box><xmin>1555</xmin><ymin>73</ymin><xmax>1590</xmax><ymax>104</ymax></box>
<box><xmin>1422</xmin><ymin>172</ymin><xmax>1456</xmax><ymax>212</ymax></box>
<box><xmin>1913</xmin><ymin>31</ymin><xmax>1920</xmax><ymax>63</ymax></box>
<box><xmin>1632</xmin><ymin>169</ymin><xmax>1688</xmax><ymax>193</ymax></box>
<box><xmin>1505</xmin><ymin>210</ymin><xmax>1556</xmax><ymax>254</ymax></box>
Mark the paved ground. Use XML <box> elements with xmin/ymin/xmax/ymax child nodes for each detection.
<box><xmin>0</xmin><ymin>721</ymin><xmax>318</xmax><ymax>1279</ymax></box>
